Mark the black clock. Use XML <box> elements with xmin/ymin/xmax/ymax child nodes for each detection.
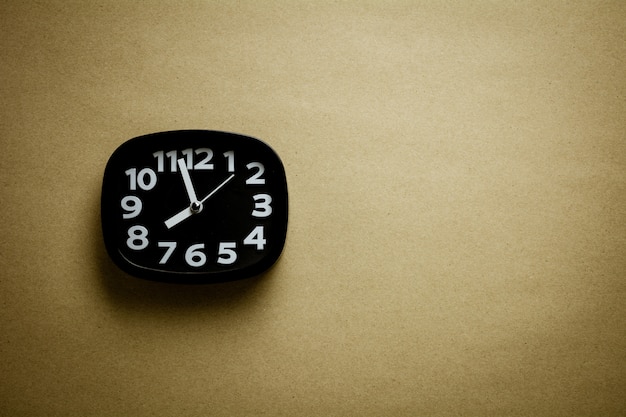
<box><xmin>101</xmin><ymin>130</ymin><xmax>288</xmax><ymax>283</ymax></box>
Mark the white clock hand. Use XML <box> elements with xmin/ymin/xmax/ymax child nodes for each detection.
<box><xmin>164</xmin><ymin>173</ymin><xmax>235</xmax><ymax>229</ymax></box>
<box><xmin>198</xmin><ymin>173</ymin><xmax>235</xmax><ymax>205</ymax></box>
<box><xmin>177</xmin><ymin>158</ymin><xmax>199</xmax><ymax>205</ymax></box>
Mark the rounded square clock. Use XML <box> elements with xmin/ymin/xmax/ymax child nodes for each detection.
<box><xmin>101</xmin><ymin>130</ymin><xmax>288</xmax><ymax>283</ymax></box>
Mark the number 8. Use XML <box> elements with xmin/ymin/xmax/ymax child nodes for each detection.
<box><xmin>127</xmin><ymin>225</ymin><xmax>149</xmax><ymax>250</ymax></box>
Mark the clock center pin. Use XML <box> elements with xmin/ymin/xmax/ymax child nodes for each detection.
<box><xmin>190</xmin><ymin>201</ymin><xmax>203</xmax><ymax>214</ymax></box>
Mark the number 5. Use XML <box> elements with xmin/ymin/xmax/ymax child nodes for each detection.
<box><xmin>217</xmin><ymin>242</ymin><xmax>237</xmax><ymax>265</ymax></box>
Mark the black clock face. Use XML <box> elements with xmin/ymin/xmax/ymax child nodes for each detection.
<box><xmin>101</xmin><ymin>130</ymin><xmax>288</xmax><ymax>283</ymax></box>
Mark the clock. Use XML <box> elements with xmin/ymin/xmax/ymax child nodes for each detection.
<box><xmin>101</xmin><ymin>130</ymin><xmax>288</xmax><ymax>283</ymax></box>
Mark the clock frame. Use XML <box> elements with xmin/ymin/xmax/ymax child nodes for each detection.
<box><xmin>101</xmin><ymin>130</ymin><xmax>288</xmax><ymax>283</ymax></box>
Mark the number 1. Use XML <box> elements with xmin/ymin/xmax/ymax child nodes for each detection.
<box><xmin>224</xmin><ymin>151</ymin><xmax>235</xmax><ymax>172</ymax></box>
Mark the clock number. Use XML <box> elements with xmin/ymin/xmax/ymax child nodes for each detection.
<box><xmin>194</xmin><ymin>148</ymin><xmax>214</xmax><ymax>170</ymax></box>
<box><xmin>181</xmin><ymin>148</ymin><xmax>194</xmax><ymax>169</ymax></box>
<box><xmin>166</xmin><ymin>150</ymin><xmax>177</xmax><ymax>172</ymax></box>
<box><xmin>185</xmin><ymin>243</ymin><xmax>207</xmax><ymax>267</ymax></box>
<box><xmin>246</xmin><ymin>162</ymin><xmax>265</xmax><ymax>185</ymax></box>
<box><xmin>158</xmin><ymin>241</ymin><xmax>177</xmax><ymax>264</ymax></box>
<box><xmin>243</xmin><ymin>226</ymin><xmax>266</xmax><ymax>250</ymax></box>
<box><xmin>217</xmin><ymin>242</ymin><xmax>237</xmax><ymax>265</ymax></box>
<box><xmin>125</xmin><ymin>168</ymin><xmax>157</xmax><ymax>191</ymax></box>
<box><xmin>223</xmin><ymin>151</ymin><xmax>235</xmax><ymax>172</ymax></box>
<box><xmin>153</xmin><ymin>151</ymin><xmax>165</xmax><ymax>172</ymax></box>
<box><xmin>121</xmin><ymin>196</ymin><xmax>142</xmax><ymax>219</ymax></box>
<box><xmin>154</xmin><ymin>151</ymin><xmax>178</xmax><ymax>173</ymax></box>
<box><xmin>154</xmin><ymin>149</ymin><xmax>215</xmax><ymax>172</ymax></box>
<box><xmin>251</xmin><ymin>194</ymin><xmax>272</xmax><ymax>218</ymax></box>
<box><xmin>127</xmin><ymin>225</ymin><xmax>149</xmax><ymax>250</ymax></box>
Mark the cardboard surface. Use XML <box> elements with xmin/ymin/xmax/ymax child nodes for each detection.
<box><xmin>1</xmin><ymin>1</ymin><xmax>625</xmax><ymax>415</ymax></box>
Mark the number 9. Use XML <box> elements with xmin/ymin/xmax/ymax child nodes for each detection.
<box><xmin>121</xmin><ymin>196</ymin><xmax>142</xmax><ymax>219</ymax></box>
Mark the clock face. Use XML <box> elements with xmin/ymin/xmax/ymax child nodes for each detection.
<box><xmin>101</xmin><ymin>130</ymin><xmax>288</xmax><ymax>283</ymax></box>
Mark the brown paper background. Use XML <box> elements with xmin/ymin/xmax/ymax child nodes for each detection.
<box><xmin>1</xmin><ymin>1</ymin><xmax>625</xmax><ymax>415</ymax></box>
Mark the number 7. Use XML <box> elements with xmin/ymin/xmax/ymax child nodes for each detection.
<box><xmin>158</xmin><ymin>241</ymin><xmax>177</xmax><ymax>264</ymax></box>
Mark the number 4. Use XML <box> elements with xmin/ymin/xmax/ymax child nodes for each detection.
<box><xmin>243</xmin><ymin>226</ymin><xmax>266</xmax><ymax>250</ymax></box>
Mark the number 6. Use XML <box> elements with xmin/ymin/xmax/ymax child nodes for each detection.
<box><xmin>185</xmin><ymin>243</ymin><xmax>207</xmax><ymax>267</ymax></box>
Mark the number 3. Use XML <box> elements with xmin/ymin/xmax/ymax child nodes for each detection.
<box><xmin>251</xmin><ymin>194</ymin><xmax>272</xmax><ymax>217</ymax></box>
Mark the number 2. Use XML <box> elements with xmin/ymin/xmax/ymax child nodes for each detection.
<box><xmin>246</xmin><ymin>162</ymin><xmax>265</xmax><ymax>185</ymax></box>
<box><xmin>194</xmin><ymin>148</ymin><xmax>214</xmax><ymax>170</ymax></box>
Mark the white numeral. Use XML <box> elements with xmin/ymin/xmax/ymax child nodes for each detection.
<box><xmin>125</xmin><ymin>168</ymin><xmax>157</xmax><ymax>191</ymax></box>
<box><xmin>217</xmin><ymin>242</ymin><xmax>237</xmax><ymax>265</ymax></box>
<box><xmin>251</xmin><ymin>194</ymin><xmax>272</xmax><ymax>217</ymax></box>
<box><xmin>243</xmin><ymin>226</ymin><xmax>266</xmax><ymax>250</ymax></box>
<box><xmin>127</xmin><ymin>225</ymin><xmax>149</xmax><ymax>250</ymax></box>
<box><xmin>154</xmin><ymin>148</ymin><xmax>217</xmax><ymax>172</ymax></box>
<box><xmin>121</xmin><ymin>196</ymin><xmax>142</xmax><ymax>219</ymax></box>
<box><xmin>185</xmin><ymin>243</ymin><xmax>207</xmax><ymax>267</ymax></box>
<box><xmin>166</xmin><ymin>150</ymin><xmax>177</xmax><ymax>172</ymax></box>
<box><xmin>194</xmin><ymin>148</ymin><xmax>214</xmax><ymax>170</ymax></box>
<box><xmin>158</xmin><ymin>241</ymin><xmax>177</xmax><ymax>264</ymax></box>
<box><xmin>223</xmin><ymin>151</ymin><xmax>235</xmax><ymax>172</ymax></box>
<box><xmin>153</xmin><ymin>151</ymin><xmax>165</xmax><ymax>173</ymax></box>
<box><xmin>246</xmin><ymin>162</ymin><xmax>265</xmax><ymax>185</ymax></box>
<box><xmin>181</xmin><ymin>148</ymin><xmax>194</xmax><ymax>169</ymax></box>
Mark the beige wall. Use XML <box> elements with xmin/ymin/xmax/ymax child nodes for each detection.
<box><xmin>1</xmin><ymin>1</ymin><xmax>625</xmax><ymax>415</ymax></box>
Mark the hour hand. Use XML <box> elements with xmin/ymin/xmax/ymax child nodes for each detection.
<box><xmin>164</xmin><ymin>206</ymin><xmax>193</xmax><ymax>229</ymax></box>
<box><xmin>178</xmin><ymin>158</ymin><xmax>199</xmax><ymax>205</ymax></box>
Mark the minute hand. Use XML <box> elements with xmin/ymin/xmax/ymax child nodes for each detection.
<box><xmin>164</xmin><ymin>173</ymin><xmax>235</xmax><ymax>229</ymax></box>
